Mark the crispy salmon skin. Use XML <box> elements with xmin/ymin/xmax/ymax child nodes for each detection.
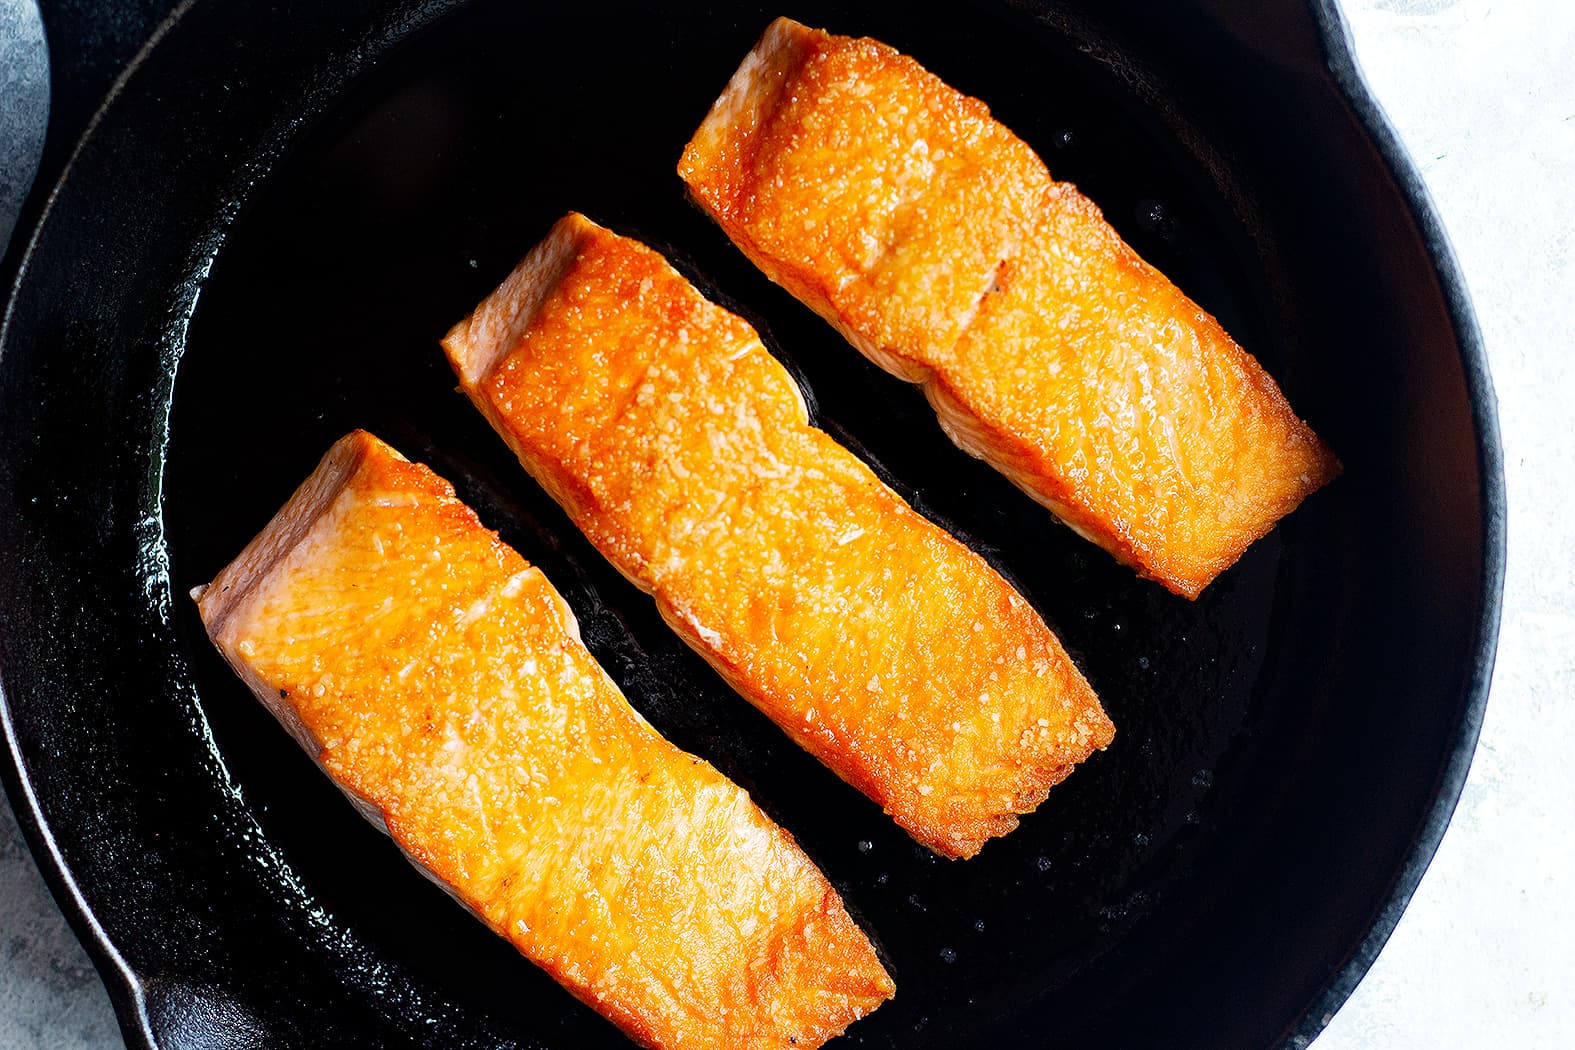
<box><xmin>192</xmin><ymin>431</ymin><xmax>893</xmax><ymax>1049</ymax></box>
<box><xmin>443</xmin><ymin>215</ymin><xmax>1114</xmax><ymax>860</ymax></box>
<box><xmin>679</xmin><ymin>17</ymin><xmax>1341</xmax><ymax>598</ymax></box>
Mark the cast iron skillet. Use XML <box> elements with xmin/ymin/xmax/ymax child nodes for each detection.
<box><xmin>0</xmin><ymin>1</ymin><xmax>1505</xmax><ymax>1047</ymax></box>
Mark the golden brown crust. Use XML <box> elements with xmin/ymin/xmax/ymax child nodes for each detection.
<box><xmin>679</xmin><ymin>18</ymin><xmax>1050</xmax><ymax>374</ymax></box>
<box><xmin>679</xmin><ymin>18</ymin><xmax>1341</xmax><ymax>598</ymax></box>
<box><xmin>941</xmin><ymin>186</ymin><xmax>1343</xmax><ymax>596</ymax></box>
<box><xmin>194</xmin><ymin>430</ymin><xmax>893</xmax><ymax>1049</ymax></box>
<box><xmin>443</xmin><ymin>216</ymin><xmax>1114</xmax><ymax>859</ymax></box>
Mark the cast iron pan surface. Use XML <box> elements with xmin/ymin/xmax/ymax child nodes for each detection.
<box><xmin>0</xmin><ymin>1</ymin><xmax>1504</xmax><ymax>1047</ymax></box>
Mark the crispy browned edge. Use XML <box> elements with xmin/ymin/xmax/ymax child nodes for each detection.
<box><xmin>189</xmin><ymin>431</ymin><xmax>486</xmax><ymax>895</ymax></box>
<box><xmin>194</xmin><ymin>431</ymin><xmax>373</xmax><ymax>755</ymax></box>
<box><xmin>442</xmin><ymin>214</ymin><xmax>748</xmax><ymax>704</ymax></box>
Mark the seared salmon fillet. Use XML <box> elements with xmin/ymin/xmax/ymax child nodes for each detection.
<box><xmin>679</xmin><ymin>17</ymin><xmax>1341</xmax><ymax>598</ymax></box>
<box><xmin>442</xmin><ymin>215</ymin><xmax>1114</xmax><ymax>860</ymax></box>
<box><xmin>192</xmin><ymin>430</ymin><xmax>893</xmax><ymax>1049</ymax></box>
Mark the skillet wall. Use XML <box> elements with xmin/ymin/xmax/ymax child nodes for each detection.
<box><xmin>0</xmin><ymin>1</ymin><xmax>1495</xmax><ymax>1048</ymax></box>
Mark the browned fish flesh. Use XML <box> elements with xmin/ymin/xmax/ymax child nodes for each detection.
<box><xmin>679</xmin><ymin>17</ymin><xmax>1341</xmax><ymax>598</ymax></box>
<box><xmin>192</xmin><ymin>430</ymin><xmax>893</xmax><ymax>1049</ymax></box>
<box><xmin>442</xmin><ymin>215</ymin><xmax>1114</xmax><ymax>859</ymax></box>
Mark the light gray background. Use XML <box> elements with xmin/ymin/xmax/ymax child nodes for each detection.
<box><xmin>3</xmin><ymin>0</ymin><xmax>1571</xmax><ymax>1045</ymax></box>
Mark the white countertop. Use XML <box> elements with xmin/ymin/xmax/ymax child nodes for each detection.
<box><xmin>2</xmin><ymin>0</ymin><xmax>1571</xmax><ymax>1046</ymax></box>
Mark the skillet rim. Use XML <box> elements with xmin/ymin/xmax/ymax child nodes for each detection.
<box><xmin>1273</xmin><ymin>2</ymin><xmax>1505</xmax><ymax>1046</ymax></box>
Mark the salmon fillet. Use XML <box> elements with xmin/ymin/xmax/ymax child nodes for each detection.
<box><xmin>442</xmin><ymin>215</ymin><xmax>1114</xmax><ymax>860</ymax></box>
<box><xmin>192</xmin><ymin>430</ymin><xmax>893</xmax><ymax>1049</ymax></box>
<box><xmin>679</xmin><ymin>17</ymin><xmax>1341</xmax><ymax>598</ymax></box>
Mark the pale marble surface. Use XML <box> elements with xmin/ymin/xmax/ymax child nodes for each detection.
<box><xmin>0</xmin><ymin>801</ymin><xmax>120</xmax><ymax>1046</ymax></box>
<box><xmin>2</xmin><ymin>0</ymin><xmax>1571</xmax><ymax>1046</ymax></box>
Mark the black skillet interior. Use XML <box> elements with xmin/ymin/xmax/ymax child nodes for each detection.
<box><xmin>0</xmin><ymin>1</ymin><xmax>1501</xmax><ymax>1048</ymax></box>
